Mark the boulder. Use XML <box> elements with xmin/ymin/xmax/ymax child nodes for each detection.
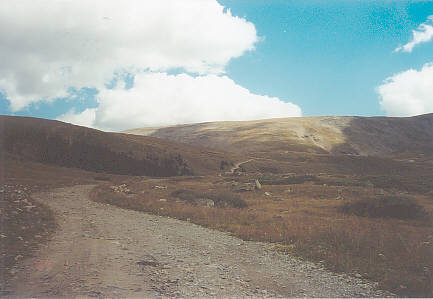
<box><xmin>152</xmin><ymin>185</ymin><xmax>167</xmax><ymax>190</ymax></box>
<box><xmin>235</xmin><ymin>183</ymin><xmax>255</xmax><ymax>192</ymax></box>
<box><xmin>194</xmin><ymin>198</ymin><xmax>215</xmax><ymax>207</ymax></box>
<box><xmin>255</xmin><ymin>179</ymin><xmax>262</xmax><ymax>190</ymax></box>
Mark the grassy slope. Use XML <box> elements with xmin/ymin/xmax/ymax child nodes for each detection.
<box><xmin>117</xmin><ymin>114</ymin><xmax>433</xmax><ymax>296</ymax></box>
<box><xmin>93</xmin><ymin>166</ymin><xmax>433</xmax><ymax>297</ymax></box>
<box><xmin>2</xmin><ymin>115</ymin><xmax>433</xmax><ymax>296</ymax></box>
<box><xmin>1</xmin><ymin>116</ymin><xmax>239</xmax><ymax>176</ymax></box>
<box><xmin>125</xmin><ymin>113</ymin><xmax>433</xmax><ymax>157</ymax></box>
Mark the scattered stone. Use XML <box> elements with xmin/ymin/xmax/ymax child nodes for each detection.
<box><xmin>6</xmin><ymin>184</ymin><xmax>394</xmax><ymax>298</ymax></box>
<box><xmin>375</xmin><ymin>189</ymin><xmax>386</xmax><ymax>195</ymax></box>
<box><xmin>137</xmin><ymin>260</ymin><xmax>159</xmax><ymax>267</ymax></box>
<box><xmin>87</xmin><ymin>291</ymin><xmax>103</xmax><ymax>297</ymax></box>
<box><xmin>152</xmin><ymin>185</ymin><xmax>167</xmax><ymax>190</ymax></box>
<box><xmin>236</xmin><ymin>183</ymin><xmax>255</xmax><ymax>192</ymax></box>
<box><xmin>255</xmin><ymin>179</ymin><xmax>262</xmax><ymax>190</ymax></box>
<box><xmin>106</xmin><ymin>285</ymin><xmax>125</xmax><ymax>291</ymax></box>
<box><xmin>365</xmin><ymin>181</ymin><xmax>374</xmax><ymax>188</ymax></box>
<box><xmin>194</xmin><ymin>198</ymin><xmax>214</xmax><ymax>207</ymax></box>
<box><xmin>110</xmin><ymin>184</ymin><xmax>132</xmax><ymax>194</ymax></box>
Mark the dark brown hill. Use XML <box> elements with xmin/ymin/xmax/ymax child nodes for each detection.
<box><xmin>0</xmin><ymin>116</ymin><xmax>237</xmax><ymax>176</ymax></box>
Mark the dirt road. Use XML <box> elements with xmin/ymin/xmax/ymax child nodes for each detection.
<box><xmin>229</xmin><ymin>159</ymin><xmax>254</xmax><ymax>174</ymax></box>
<box><xmin>5</xmin><ymin>185</ymin><xmax>391</xmax><ymax>297</ymax></box>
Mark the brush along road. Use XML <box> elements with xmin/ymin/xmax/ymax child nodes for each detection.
<box><xmin>6</xmin><ymin>185</ymin><xmax>392</xmax><ymax>297</ymax></box>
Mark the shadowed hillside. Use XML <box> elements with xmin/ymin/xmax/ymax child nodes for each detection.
<box><xmin>0</xmin><ymin>116</ymin><xmax>237</xmax><ymax>176</ymax></box>
<box><xmin>333</xmin><ymin>114</ymin><xmax>433</xmax><ymax>156</ymax></box>
<box><xmin>124</xmin><ymin>113</ymin><xmax>433</xmax><ymax>157</ymax></box>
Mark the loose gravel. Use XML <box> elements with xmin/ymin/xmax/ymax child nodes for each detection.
<box><xmin>6</xmin><ymin>185</ymin><xmax>394</xmax><ymax>297</ymax></box>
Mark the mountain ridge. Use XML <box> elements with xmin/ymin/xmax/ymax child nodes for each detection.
<box><xmin>0</xmin><ymin>115</ymin><xmax>238</xmax><ymax>176</ymax></box>
<box><xmin>124</xmin><ymin>113</ymin><xmax>433</xmax><ymax>156</ymax></box>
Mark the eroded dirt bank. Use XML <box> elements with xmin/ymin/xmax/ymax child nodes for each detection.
<box><xmin>5</xmin><ymin>185</ymin><xmax>392</xmax><ymax>297</ymax></box>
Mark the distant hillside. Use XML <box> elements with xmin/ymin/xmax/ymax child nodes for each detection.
<box><xmin>0</xmin><ymin>116</ymin><xmax>236</xmax><ymax>176</ymax></box>
<box><xmin>124</xmin><ymin>114</ymin><xmax>433</xmax><ymax>156</ymax></box>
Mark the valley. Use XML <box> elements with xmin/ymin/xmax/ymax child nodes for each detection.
<box><xmin>1</xmin><ymin>114</ymin><xmax>432</xmax><ymax>297</ymax></box>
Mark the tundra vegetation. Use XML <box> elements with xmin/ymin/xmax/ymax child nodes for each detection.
<box><xmin>2</xmin><ymin>115</ymin><xmax>433</xmax><ymax>297</ymax></box>
<box><xmin>92</xmin><ymin>162</ymin><xmax>433</xmax><ymax>297</ymax></box>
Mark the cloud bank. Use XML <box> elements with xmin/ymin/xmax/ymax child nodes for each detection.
<box><xmin>1</xmin><ymin>0</ymin><xmax>301</xmax><ymax>129</ymax></box>
<box><xmin>395</xmin><ymin>16</ymin><xmax>433</xmax><ymax>53</ymax></box>
<box><xmin>58</xmin><ymin>73</ymin><xmax>302</xmax><ymax>131</ymax></box>
<box><xmin>377</xmin><ymin>63</ymin><xmax>433</xmax><ymax>116</ymax></box>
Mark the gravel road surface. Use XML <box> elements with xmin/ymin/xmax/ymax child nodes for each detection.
<box><xmin>6</xmin><ymin>185</ymin><xmax>392</xmax><ymax>298</ymax></box>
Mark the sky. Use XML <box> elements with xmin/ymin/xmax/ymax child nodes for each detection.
<box><xmin>1</xmin><ymin>0</ymin><xmax>432</xmax><ymax>131</ymax></box>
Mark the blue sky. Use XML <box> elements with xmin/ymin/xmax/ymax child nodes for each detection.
<box><xmin>220</xmin><ymin>0</ymin><xmax>433</xmax><ymax>116</ymax></box>
<box><xmin>1</xmin><ymin>1</ymin><xmax>432</xmax><ymax>130</ymax></box>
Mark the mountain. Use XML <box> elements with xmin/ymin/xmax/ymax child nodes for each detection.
<box><xmin>0</xmin><ymin>116</ymin><xmax>238</xmax><ymax>176</ymax></box>
<box><xmin>124</xmin><ymin>114</ymin><xmax>433</xmax><ymax>157</ymax></box>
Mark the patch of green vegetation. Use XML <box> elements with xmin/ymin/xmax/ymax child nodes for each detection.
<box><xmin>171</xmin><ymin>189</ymin><xmax>247</xmax><ymax>208</ymax></box>
<box><xmin>171</xmin><ymin>189</ymin><xmax>199</xmax><ymax>203</ymax></box>
<box><xmin>207</xmin><ymin>191</ymin><xmax>248</xmax><ymax>208</ymax></box>
<box><xmin>362</xmin><ymin>174</ymin><xmax>433</xmax><ymax>195</ymax></box>
<box><xmin>339</xmin><ymin>196</ymin><xmax>428</xmax><ymax>220</ymax></box>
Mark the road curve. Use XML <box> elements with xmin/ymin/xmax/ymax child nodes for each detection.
<box><xmin>5</xmin><ymin>185</ymin><xmax>391</xmax><ymax>298</ymax></box>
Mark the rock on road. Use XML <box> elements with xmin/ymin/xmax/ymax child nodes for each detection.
<box><xmin>6</xmin><ymin>185</ymin><xmax>391</xmax><ymax>297</ymax></box>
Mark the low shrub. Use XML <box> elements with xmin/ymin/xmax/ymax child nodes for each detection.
<box><xmin>94</xmin><ymin>184</ymin><xmax>433</xmax><ymax>296</ymax></box>
<box><xmin>171</xmin><ymin>189</ymin><xmax>247</xmax><ymax>208</ymax></box>
<box><xmin>94</xmin><ymin>176</ymin><xmax>110</xmax><ymax>181</ymax></box>
<box><xmin>339</xmin><ymin>196</ymin><xmax>428</xmax><ymax>220</ymax></box>
<box><xmin>171</xmin><ymin>189</ymin><xmax>200</xmax><ymax>204</ymax></box>
<box><xmin>260</xmin><ymin>175</ymin><xmax>321</xmax><ymax>185</ymax></box>
<box><xmin>207</xmin><ymin>191</ymin><xmax>248</xmax><ymax>208</ymax></box>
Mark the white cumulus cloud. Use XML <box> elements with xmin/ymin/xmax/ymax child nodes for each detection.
<box><xmin>377</xmin><ymin>62</ymin><xmax>433</xmax><ymax>116</ymax></box>
<box><xmin>59</xmin><ymin>108</ymin><xmax>97</xmax><ymax>129</ymax></box>
<box><xmin>58</xmin><ymin>73</ymin><xmax>302</xmax><ymax>131</ymax></box>
<box><xmin>395</xmin><ymin>16</ymin><xmax>433</xmax><ymax>53</ymax></box>
<box><xmin>0</xmin><ymin>0</ymin><xmax>258</xmax><ymax>111</ymax></box>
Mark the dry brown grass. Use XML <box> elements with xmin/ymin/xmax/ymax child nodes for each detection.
<box><xmin>125</xmin><ymin>114</ymin><xmax>433</xmax><ymax>157</ymax></box>
<box><xmin>1</xmin><ymin>115</ymin><xmax>240</xmax><ymax>176</ymax></box>
<box><xmin>93</xmin><ymin>173</ymin><xmax>433</xmax><ymax>297</ymax></box>
<box><xmin>4</xmin><ymin>115</ymin><xmax>432</xmax><ymax>297</ymax></box>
